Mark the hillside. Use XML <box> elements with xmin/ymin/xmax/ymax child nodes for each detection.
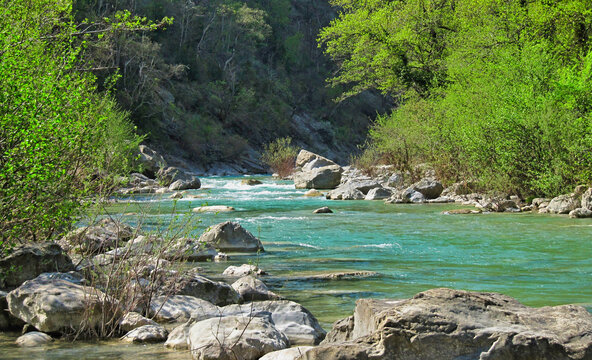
<box><xmin>73</xmin><ymin>0</ymin><xmax>389</xmax><ymax>173</ymax></box>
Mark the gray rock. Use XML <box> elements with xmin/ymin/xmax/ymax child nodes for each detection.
<box><xmin>221</xmin><ymin>300</ymin><xmax>326</xmax><ymax>345</ymax></box>
<box><xmin>321</xmin><ymin>315</ymin><xmax>354</xmax><ymax>344</ymax></box>
<box><xmin>426</xmin><ymin>196</ymin><xmax>454</xmax><ymax>203</ymax></box>
<box><xmin>303</xmin><ymin>189</ymin><xmax>324</xmax><ymax>197</ymax></box>
<box><xmin>294</xmin><ymin>165</ymin><xmax>343</xmax><ymax>190</ymax></box>
<box><xmin>199</xmin><ymin>222</ymin><xmax>263</xmax><ymax>253</ymax></box>
<box><xmin>120</xmin><ymin>311</ymin><xmax>158</xmax><ymax>332</ymax></box>
<box><xmin>59</xmin><ymin>219</ymin><xmax>134</xmax><ymax>255</ymax></box>
<box><xmin>442</xmin><ymin>209</ymin><xmax>482</xmax><ymax>215</ymax></box>
<box><xmin>295</xmin><ymin>150</ymin><xmax>338</xmax><ymax>169</ymax></box>
<box><xmin>385</xmin><ymin>173</ymin><xmax>405</xmax><ymax>188</ymax></box>
<box><xmin>177</xmin><ymin>274</ymin><xmax>240</xmax><ymax>306</ymax></box>
<box><xmin>188</xmin><ymin>316</ymin><xmax>289</xmax><ymax>360</ymax></box>
<box><xmin>532</xmin><ymin>197</ymin><xmax>551</xmax><ymax>208</ymax></box>
<box><xmin>581</xmin><ymin>188</ymin><xmax>592</xmax><ymax>210</ymax></box>
<box><xmin>0</xmin><ymin>243</ymin><xmax>74</xmax><ymax>289</ymax></box>
<box><xmin>260</xmin><ymin>346</ymin><xmax>314</xmax><ymax>360</ymax></box>
<box><xmin>231</xmin><ymin>276</ymin><xmax>281</xmax><ymax>302</ymax></box>
<box><xmin>149</xmin><ymin>295</ymin><xmax>220</xmax><ymax>324</ymax></box>
<box><xmin>385</xmin><ymin>188</ymin><xmax>425</xmax><ymax>204</ymax></box>
<box><xmin>121</xmin><ymin>324</ymin><xmax>168</xmax><ymax>343</ymax></box>
<box><xmin>138</xmin><ymin>145</ymin><xmax>167</xmax><ymax>176</ymax></box>
<box><xmin>304</xmin><ymin>288</ymin><xmax>592</xmax><ymax>360</ymax></box>
<box><xmin>326</xmin><ymin>185</ymin><xmax>365</xmax><ymax>200</ymax></box>
<box><xmin>165</xmin><ymin>238</ymin><xmax>218</xmax><ymax>261</ymax></box>
<box><xmin>569</xmin><ymin>208</ymin><xmax>592</xmax><ymax>218</ymax></box>
<box><xmin>242</xmin><ymin>179</ymin><xmax>262</xmax><ymax>186</ymax></box>
<box><xmin>411</xmin><ymin>178</ymin><xmax>444</xmax><ymax>199</ymax></box>
<box><xmin>193</xmin><ymin>205</ymin><xmax>235</xmax><ymax>213</ymax></box>
<box><xmin>313</xmin><ymin>207</ymin><xmax>333</xmax><ymax>214</ymax></box>
<box><xmin>222</xmin><ymin>264</ymin><xmax>266</xmax><ymax>277</ymax></box>
<box><xmin>164</xmin><ymin>321</ymin><xmax>192</xmax><ymax>349</ymax></box>
<box><xmin>7</xmin><ymin>276</ymin><xmax>115</xmax><ymax>333</ymax></box>
<box><xmin>169</xmin><ymin>178</ymin><xmax>201</xmax><ymax>191</ymax></box>
<box><xmin>547</xmin><ymin>194</ymin><xmax>581</xmax><ymax>214</ymax></box>
<box><xmin>158</xmin><ymin>166</ymin><xmax>201</xmax><ymax>190</ymax></box>
<box><xmin>0</xmin><ymin>290</ymin><xmax>25</xmax><ymax>330</ymax></box>
<box><xmin>364</xmin><ymin>187</ymin><xmax>393</xmax><ymax>200</ymax></box>
<box><xmin>16</xmin><ymin>331</ymin><xmax>52</xmax><ymax>347</ymax></box>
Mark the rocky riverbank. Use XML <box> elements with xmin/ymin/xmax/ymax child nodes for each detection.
<box><xmin>292</xmin><ymin>149</ymin><xmax>592</xmax><ymax>218</ymax></box>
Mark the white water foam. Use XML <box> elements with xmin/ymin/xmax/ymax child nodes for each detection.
<box><xmin>354</xmin><ymin>243</ymin><xmax>399</xmax><ymax>249</ymax></box>
<box><xmin>298</xmin><ymin>243</ymin><xmax>322</xmax><ymax>249</ymax></box>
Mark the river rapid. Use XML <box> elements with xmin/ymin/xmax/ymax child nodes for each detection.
<box><xmin>2</xmin><ymin>176</ymin><xmax>591</xmax><ymax>359</ymax></box>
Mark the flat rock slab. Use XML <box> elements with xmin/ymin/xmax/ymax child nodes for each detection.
<box><xmin>149</xmin><ymin>295</ymin><xmax>219</xmax><ymax>323</ymax></box>
<box><xmin>286</xmin><ymin>271</ymin><xmax>378</xmax><ymax>281</ymax></box>
<box><xmin>260</xmin><ymin>346</ymin><xmax>314</xmax><ymax>360</ymax></box>
<box><xmin>192</xmin><ymin>206</ymin><xmax>235</xmax><ymax>213</ymax></box>
<box><xmin>305</xmin><ymin>288</ymin><xmax>592</xmax><ymax>360</ymax></box>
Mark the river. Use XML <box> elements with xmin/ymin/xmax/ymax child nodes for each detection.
<box><xmin>2</xmin><ymin>176</ymin><xmax>591</xmax><ymax>359</ymax></box>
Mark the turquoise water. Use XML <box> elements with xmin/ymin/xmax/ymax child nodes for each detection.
<box><xmin>109</xmin><ymin>176</ymin><xmax>592</xmax><ymax>326</ymax></box>
<box><xmin>3</xmin><ymin>175</ymin><xmax>591</xmax><ymax>359</ymax></box>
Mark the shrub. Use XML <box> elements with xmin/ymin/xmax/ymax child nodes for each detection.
<box><xmin>261</xmin><ymin>137</ymin><xmax>299</xmax><ymax>178</ymax></box>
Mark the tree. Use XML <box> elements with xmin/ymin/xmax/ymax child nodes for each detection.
<box><xmin>0</xmin><ymin>0</ymin><xmax>143</xmax><ymax>250</ymax></box>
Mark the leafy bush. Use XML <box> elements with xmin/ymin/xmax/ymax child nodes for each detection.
<box><xmin>0</xmin><ymin>0</ymin><xmax>142</xmax><ymax>251</ymax></box>
<box><xmin>261</xmin><ymin>137</ymin><xmax>299</xmax><ymax>178</ymax></box>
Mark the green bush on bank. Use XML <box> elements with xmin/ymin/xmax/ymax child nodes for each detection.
<box><xmin>0</xmin><ymin>0</ymin><xmax>141</xmax><ymax>250</ymax></box>
<box><xmin>321</xmin><ymin>0</ymin><xmax>592</xmax><ymax>197</ymax></box>
<box><xmin>261</xmin><ymin>137</ymin><xmax>299</xmax><ymax>178</ymax></box>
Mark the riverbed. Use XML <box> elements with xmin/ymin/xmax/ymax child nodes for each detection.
<box><xmin>3</xmin><ymin>176</ymin><xmax>591</xmax><ymax>359</ymax></box>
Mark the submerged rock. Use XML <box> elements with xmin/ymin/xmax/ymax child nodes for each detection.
<box><xmin>223</xmin><ymin>264</ymin><xmax>266</xmax><ymax>277</ymax></box>
<box><xmin>192</xmin><ymin>205</ymin><xmax>235</xmax><ymax>213</ymax></box>
<box><xmin>313</xmin><ymin>207</ymin><xmax>333</xmax><ymax>214</ymax></box>
<box><xmin>303</xmin><ymin>189</ymin><xmax>324</xmax><ymax>197</ymax></box>
<box><xmin>199</xmin><ymin>222</ymin><xmax>263</xmax><ymax>252</ymax></box>
<box><xmin>188</xmin><ymin>316</ymin><xmax>289</xmax><ymax>360</ymax></box>
<box><xmin>305</xmin><ymin>288</ymin><xmax>592</xmax><ymax>360</ymax></box>
<box><xmin>242</xmin><ymin>178</ymin><xmax>262</xmax><ymax>186</ymax></box>
<box><xmin>16</xmin><ymin>331</ymin><xmax>52</xmax><ymax>347</ymax></box>
<box><xmin>442</xmin><ymin>208</ymin><xmax>482</xmax><ymax>215</ymax></box>
<box><xmin>0</xmin><ymin>242</ymin><xmax>74</xmax><ymax>289</ymax></box>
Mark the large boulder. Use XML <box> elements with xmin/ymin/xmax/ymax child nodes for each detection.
<box><xmin>231</xmin><ymin>276</ymin><xmax>281</xmax><ymax>302</ymax></box>
<box><xmin>164</xmin><ymin>238</ymin><xmax>218</xmax><ymax>261</ymax></box>
<box><xmin>158</xmin><ymin>166</ymin><xmax>201</xmax><ymax>190</ymax></box>
<box><xmin>119</xmin><ymin>311</ymin><xmax>158</xmax><ymax>332</ymax></box>
<box><xmin>138</xmin><ymin>144</ymin><xmax>167</xmax><ymax>177</ymax></box>
<box><xmin>7</xmin><ymin>276</ymin><xmax>116</xmax><ymax>333</ymax></box>
<box><xmin>148</xmin><ymin>295</ymin><xmax>219</xmax><ymax>324</ymax></box>
<box><xmin>303</xmin><ymin>288</ymin><xmax>592</xmax><ymax>360</ymax></box>
<box><xmin>410</xmin><ymin>178</ymin><xmax>444</xmax><ymax>199</ymax></box>
<box><xmin>385</xmin><ymin>188</ymin><xmax>426</xmax><ymax>204</ymax></box>
<box><xmin>188</xmin><ymin>316</ymin><xmax>289</xmax><ymax>360</ymax></box>
<box><xmin>295</xmin><ymin>150</ymin><xmax>338</xmax><ymax>169</ymax></box>
<box><xmin>364</xmin><ymin>187</ymin><xmax>393</xmax><ymax>201</ymax></box>
<box><xmin>581</xmin><ymin>187</ymin><xmax>592</xmax><ymax>210</ymax></box>
<box><xmin>0</xmin><ymin>242</ymin><xmax>74</xmax><ymax>289</ymax></box>
<box><xmin>293</xmin><ymin>165</ymin><xmax>343</xmax><ymax>190</ymax></box>
<box><xmin>221</xmin><ymin>300</ymin><xmax>326</xmax><ymax>345</ymax></box>
<box><xmin>0</xmin><ymin>290</ymin><xmax>24</xmax><ymax>330</ymax></box>
<box><xmin>59</xmin><ymin>219</ymin><xmax>135</xmax><ymax>255</ymax></box>
<box><xmin>199</xmin><ymin>222</ymin><xmax>263</xmax><ymax>253</ymax></box>
<box><xmin>547</xmin><ymin>194</ymin><xmax>581</xmax><ymax>214</ymax></box>
<box><xmin>176</xmin><ymin>274</ymin><xmax>240</xmax><ymax>306</ymax></box>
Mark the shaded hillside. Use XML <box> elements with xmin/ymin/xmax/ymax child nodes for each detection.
<box><xmin>74</xmin><ymin>0</ymin><xmax>389</xmax><ymax>172</ymax></box>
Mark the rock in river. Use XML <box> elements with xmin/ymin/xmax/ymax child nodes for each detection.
<box><xmin>199</xmin><ymin>221</ymin><xmax>263</xmax><ymax>252</ymax></box>
<box><xmin>15</xmin><ymin>331</ymin><xmax>53</xmax><ymax>347</ymax></box>
<box><xmin>304</xmin><ymin>288</ymin><xmax>592</xmax><ymax>360</ymax></box>
<box><xmin>313</xmin><ymin>207</ymin><xmax>333</xmax><ymax>214</ymax></box>
<box><xmin>192</xmin><ymin>205</ymin><xmax>235</xmax><ymax>213</ymax></box>
<box><xmin>0</xmin><ymin>242</ymin><xmax>74</xmax><ymax>289</ymax></box>
<box><xmin>294</xmin><ymin>165</ymin><xmax>343</xmax><ymax>190</ymax></box>
<box><xmin>7</xmin><ymin>275</ymin><xmax>116</xmax><ymax>333</ymax></box>
<box><xmin>188</xmin><ymin>316</ymin><xmax>289</xmax><ymax>360</ymax></box>
<box><xmin>231</xmin><ymin>276</ymin><xmax>281</xmax><ymax>302</ymax></box>
<box><xmin>121</xmin><ymin>324</ymin><xmax>168</xmax><ymax>343</ymax></box>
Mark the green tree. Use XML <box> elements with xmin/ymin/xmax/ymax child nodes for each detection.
<box><xmin>0</xmin><ymin>0</ymin><xmax>143</xmax><ymax>249</ymax></box>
